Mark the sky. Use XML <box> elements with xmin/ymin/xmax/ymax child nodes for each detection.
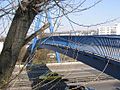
<box><xmin>1</xmin><ymin>0</ymin><xmax>120</xmax><ymax>34</ymax></box>
<box><xmin>58</xmin><ymin>0</ymin><xmax>120</xmax><ymax>32</ymax></box>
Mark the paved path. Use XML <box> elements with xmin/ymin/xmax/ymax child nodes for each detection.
<box><xmin>8</xmin><ymin>65</ymin><xmax>32</xmax><ymax>90</ymax></box>
<box><xmin>7</xmin><ymin>62</ymin><xmax>120</xmax><ymax>90</ymax></box>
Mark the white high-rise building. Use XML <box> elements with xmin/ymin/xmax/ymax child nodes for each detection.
<box><xmin>116</xmin><ymin>23</ymin><xmax>120</xmax><ymax>35</ymax></box>
<box><xmin>98</xmin><ymin>23</ymin><xmax>120</xmax><ymax>35</ymax></box>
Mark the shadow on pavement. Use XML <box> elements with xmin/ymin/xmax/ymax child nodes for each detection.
<box><xmin>26</xmin><ymin>64</ymin><xmax>68</xmax><ymax>90</ymax></box>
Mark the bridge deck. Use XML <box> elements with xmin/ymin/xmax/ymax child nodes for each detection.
<box><xmin>37</xmin><ymin>35</ymin><xmax>120</xmax><ymax>80</ymax></box>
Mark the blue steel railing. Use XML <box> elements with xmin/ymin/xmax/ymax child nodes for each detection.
<box><xmin>36</xmin><ymin>35</ymin><xmax>120</xmax><ymax>80</ymax></box>
<box><xmin>39</xmin><ymin>35</ymin><xmax>120</xmax><ymax>61</ymax></box>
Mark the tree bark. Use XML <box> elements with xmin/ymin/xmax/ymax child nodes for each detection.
<box><xmin>18</xmin><ymin>23</ymin><xmax>49</xmax><ymax>63</ymax></box>
<box><xmin>0</xmin><ymin>4</ymin><xmax>36</xmax><ymax>88</ymax></box>
<box><xmin>24</xmin><ymin>23</ymin><xmax>49</xmax><ymax>45</ymax></box>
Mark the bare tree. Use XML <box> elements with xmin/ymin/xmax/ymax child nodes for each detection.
<box><xmin>0</xmin><ymin>0</ymin><xmax>49</xmax><ymax>88</ymax></box>
<box><xmin>0</xmin><ymin>0</ymin><xmax>118</xmax><ymax>88</ymax></box>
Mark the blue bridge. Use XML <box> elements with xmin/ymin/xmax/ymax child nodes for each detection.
<box><xmin>31</xmin><ymin>35</ymin><xmax>120</xmax><ymax>80</ymax></box>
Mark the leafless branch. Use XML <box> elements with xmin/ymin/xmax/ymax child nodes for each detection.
<box><xmin>65</xmin><ymin>16</ymin><xmax>120</xmax><ymax>27</ymax></box>
<box><xmin>24</xmin><ymin>23</ymin><xmax>49</xmax><ymax>45</ymax></box>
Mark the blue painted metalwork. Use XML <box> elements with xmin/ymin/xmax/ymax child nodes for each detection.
<box><xmin>31</xmin><ymin>37</ymin><xmax>37</xmax><ymax>53</ymax></box>
<box><xmin>31</xmin><ymin>10</ymin><xmax>61</xmax><ymax>62</ymax></box>
<box><xmin>47</xmin><ymin>10</ymin><xmax>61</xmax><ymax>62</ymax></box>
<box><xmin>47</xmin><ymin>11</ymin><xmax>54</xmax><ymax>33</ymax></box>
<box><xmin>40</xmin><ymin>35</ymin><xmax>120</xmax><ymax>59</ymax></box>
<box><xmin>37</xmin><ymin>35</ymin><xmax>120</xmax><ymax>80</ymax></box>
<box><xmin>31</xmin><ymin>15</ymin><xmax>42</xmax><ymax>53</ymax></box>
<box><xmin>56</xmin><ymin>52</ymin><xmax>61</xmax><ymax>63</ymax></box>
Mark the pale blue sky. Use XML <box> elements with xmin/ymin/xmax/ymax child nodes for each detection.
<box><xmin>76</xmin><ymin>0</ymin><xmax>120</xmax><ymax>24</ymax></box>
<box><xmin>59</xmin><ymin>0</ymin><xmax>120</xmax><ymax>31</ymax></box>
<box><xmin>1</xmin><ymin>0</ymin><xmax>120</xmax><ymax>34</ymax></box>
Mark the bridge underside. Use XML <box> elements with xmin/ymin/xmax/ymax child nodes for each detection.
<box><xmin>36</xmin><ymin>35</ymin><xmax>120</xmax><ymax>80</ymax></box>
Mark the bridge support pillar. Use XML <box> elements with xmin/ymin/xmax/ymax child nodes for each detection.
<box><xmin>56</xmin><ymin>52</ymin><xmax>61</xmax><ymax>63</ymax></box>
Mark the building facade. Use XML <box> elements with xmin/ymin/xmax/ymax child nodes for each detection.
<box><xmin>98</xmin><ymin>23</ymin><xmax>120</xmax><ymax>35</ymax></box>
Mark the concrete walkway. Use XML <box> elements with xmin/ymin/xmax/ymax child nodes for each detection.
<box><xmin>6</xmin><ymin>62</ymin><xmax>120</xmax><ymax>90</ymax></box>
<box><xmin>8</xmin><ymin>65</ymin><xmax>32</xmax><ymax>90</ymax></box>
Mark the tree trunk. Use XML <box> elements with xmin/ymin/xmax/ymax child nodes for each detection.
<box><xmin>0</xmin><ymin>5</ymin><xmax>36</xmax><ymax>88</ymax></box>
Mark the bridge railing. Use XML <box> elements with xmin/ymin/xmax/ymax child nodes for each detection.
<box><xmin>40</xmin><ymin>36</ymin><xmax>120</xmax><ymax>61</ymax></box>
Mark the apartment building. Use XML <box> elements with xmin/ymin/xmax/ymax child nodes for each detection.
<box><xmin>98</xmin><ymin>23</ymin><xmax>120</xmax><ymax>35</ymax></box>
